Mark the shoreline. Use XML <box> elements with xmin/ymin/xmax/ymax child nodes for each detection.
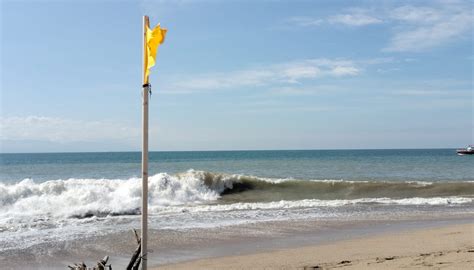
<box><xmin>153</xmin><ymin>222</ymin><xmax>474</xmax><ymax>269</ymax></box>
<box><xmin>1</xmin><ymin>215</ymin><xmax>472</xmax><ymax>269</ymax></box>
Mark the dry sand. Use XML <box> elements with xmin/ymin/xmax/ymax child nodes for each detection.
<box><xmin>153</xmin><ymin>223</ymin><xmax>473</xmax><ymax>270</ymax></box>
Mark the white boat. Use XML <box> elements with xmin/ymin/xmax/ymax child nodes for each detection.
<box><xmin>456</xmin><ymin>145</ymin><xmax>474</xmax><ymax>155</ymax></box>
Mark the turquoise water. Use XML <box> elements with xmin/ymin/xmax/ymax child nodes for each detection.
<box><xmin>1</xmin><ymin>149</ymin><xmax>472</xmax><ymax>182</ymax></box>
<box><xmin>0</xmin><ymin>149</ymin><xmax>473</xmax><ymax>254</ymax></box>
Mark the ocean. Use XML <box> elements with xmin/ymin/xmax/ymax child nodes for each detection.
<box><xmin>1</xmin><ymin>149</ymin><xmax>473</xmax><ymax>267</ymax></box>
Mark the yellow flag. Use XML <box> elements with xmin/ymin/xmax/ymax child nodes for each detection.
<box><xmin>144</xmin><ymin>23</ymin><xmax>167</xmax><ymax>84</ymax></box>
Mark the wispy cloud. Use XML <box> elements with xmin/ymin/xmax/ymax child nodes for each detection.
<box><xmin>329</xmin><ymin>12</ymin><xmax>382</xmax><ymax>26</ymax></box>
<box><xmin>164</xmin><ymin>58</ymin><xmax>361</xmax><ymax>93</ymax></box>
<box><xmin>269</xmin><ymin>84</ymin><xmax>347</xmax><ymax>96</ymax></box>
<box><xmin>383</xmin><ymin>4</ymin><xmax>473</xmax><ymax>52</ymax></box>
<box><xmin>0</xmin><ymin>116</ymin><xmax>140</xmax><ymax>143</ymax></box>
<box><xmin>389</xmin><ymin>5</ymin><xmax>441</xmax><ymax>23</ymax></box>
<box><xmin>240</xmin><ymin>105</ymin><xmax>339</xmax><ymax>114</ymax></box>
<box><xmin>286</xmin><ymin>16</ymin><xmax>323</xmax><ymax>27</ymax></box>
<box><xmin>286</xmin><ymin>7</ymin><xmax>383</xmax><ymax>28</ymax></box>
<box><xmin>393</xmin><ymin>88</ymin><xmax>472</xmax><ymax>97</ymax></box>
<box><xmin>369</xmin><ymin>78</ymin><xmax>473</xmax><ymax>99</ymax></box>
<box><xmin>285</xmin><ymin>1</ymin><xmax>473</xmax><ymax>52</ymax></box>
<box><xmin>285</xmin><ymin>9</ymin><xmax>382</xmax><ymax>28</ymax></box>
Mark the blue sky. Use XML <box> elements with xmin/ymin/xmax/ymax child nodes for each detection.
<box><xmin>1</xmin><ymin>0</ymin><xmax>472</xmax><ymax>152</ymax></box>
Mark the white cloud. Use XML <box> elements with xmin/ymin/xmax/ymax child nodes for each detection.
<box><xmin>166</xmin><ymin>59</ymin><xmax>361</xmax><ymax>93</ymax></box>
<box><xmin>395</xmin><ymin>90</ymin><xmax>448</xmax><ymax>96</ymax></box>
<box><xmin>384</xmin><ymin>4</ymin><xmax>473</xmax><ymax>52</ymax></box>
<box><xmin>330</xmin><ymin>65</ymin><xmax>359</xmax><ymax>76</ymax></box>
<box><xmin>0</xmin><ymin>116</ymin><xmax>140</xmax><ymax>143</ymax></box>
<box><xmin>286</xmin><ymin>1</ymin><xmax>473</xmax><ymax>52</ymax></box>
<box><xmin>329</xmin><ymin>13</ymin><xmax>382</xmax><ymax>26</ymax></box>
<box><xmin>389</xmin><ymin>5</ymin><xmax>441</xmax><ymax>23</ymax></box>
<box><xmin>286</xmin><ymin>16</ymin><xmax>323</xmax><ymax>27</ymax></box>
<box><xmin>360</xmin><ymin>57</ymin><xmax>395</xmax><ymax>65</ymax></box>
<box><xmin>286</xmin><ymin>9</ymin><xmax>382</xmax><ymax>28</ymax></box>
<box><xmin>376</xmin><ymin>67</ymin><xmax>400</xmax><ymax>74</ymax></box>
<box><xmin>269</xmin><ymin>84</ymin><xmax>346</xmax><ymax>96</ymax></box>
<box><xmin>281</xmin><ymin>65</ymin><xmax>321</xmax><ymax>81</ymax></box>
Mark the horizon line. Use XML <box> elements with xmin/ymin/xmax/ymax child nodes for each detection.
<box><xmin>0</xmin><ymin>147</ymin><xmax>461</xmax><ymax>155</ymax></box>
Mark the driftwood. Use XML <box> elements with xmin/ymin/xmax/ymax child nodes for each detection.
<box><xmin>126</xmin><ymin>229</ymin><xmax>142</xmax><ymax>270</ymax></box>
<box><xmin>68</xmin><ymin>229</ymin><xmax>142</xmax><ymax>270</ymax></box>
<box><xmin>68</xmin><ymin>256</ymin><xmax>111</xmax><ymax>270</ymax></box>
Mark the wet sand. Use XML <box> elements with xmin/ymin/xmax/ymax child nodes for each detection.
<box><xmin>154</xmin><ymin>223</ymin><xmax>474</xmax><ymax>270</ymax></box>
<box><xmin>2</xmin><ymin>216</ymin><xmax>472</xmax><ymax>269</ymax></box>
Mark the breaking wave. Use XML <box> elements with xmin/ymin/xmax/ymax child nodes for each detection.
<box><xmin>0</xmin><ymin>170</ymin><xmax>473</xmax><ymax>219</ymax></box>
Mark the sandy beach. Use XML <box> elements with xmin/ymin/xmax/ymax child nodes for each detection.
<box><xmin>154</xmin><ymin>223</ymin><xmax>474</xmax><ymax>270</ymax></box>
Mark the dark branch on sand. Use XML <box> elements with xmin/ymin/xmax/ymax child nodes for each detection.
<box><xmin>68</xmin><ymin>229</ymin><xmax>143</xmax><ymax>270</ymax></box>
<box><xmin>68</xmin><ymin>256</ymin><xmax>111</xmax><ymax>270</ymax></box>
<box><xmin>126</xmin><ymin>229</ymin><xmax>142</xmax><ymax>270</ymax></box>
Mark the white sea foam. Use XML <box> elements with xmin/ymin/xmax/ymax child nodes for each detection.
<box><xmin>0</xmin><ymin>170</ymin><xmax>238</xmax><ymax>219</ymax></box>
<box><xmin>405</xmin><ymin>181</ymin><xmax>434</xmax><ymax>186</ymax></box>
<box><xmin>1</xmin><ymin>171</ymin><xmax>473</xmax><ymax>221</ymax></box>
<box><xmin>0</xmin><ymin>171</ymin><xmax>341</xmax><ymax>219</ymax></box>
<box><xmin>245</xmin><ymin>176</ymin><xmax>348</xmax><ymax>184</ymax></box>
<box><xmin>153</xmin><ymin>197</ymin><xmax>474</xmax><ymax>214</ymax></box>
<box><xmin>0</xmin><ymin>171</ymin><xmax>473</xmax><ymax>251</ymax></box>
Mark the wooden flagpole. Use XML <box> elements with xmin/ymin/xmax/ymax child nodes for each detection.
<box><xmin>141</xmin><ymin>15</ymin><xmax>150</xmax><ymax>270</ymax></box>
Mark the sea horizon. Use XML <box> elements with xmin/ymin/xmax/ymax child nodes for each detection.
<box><xmin>0</xmin><ymin>146</ymin><xmax>464</xmax><ymax>155</ymax></box>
